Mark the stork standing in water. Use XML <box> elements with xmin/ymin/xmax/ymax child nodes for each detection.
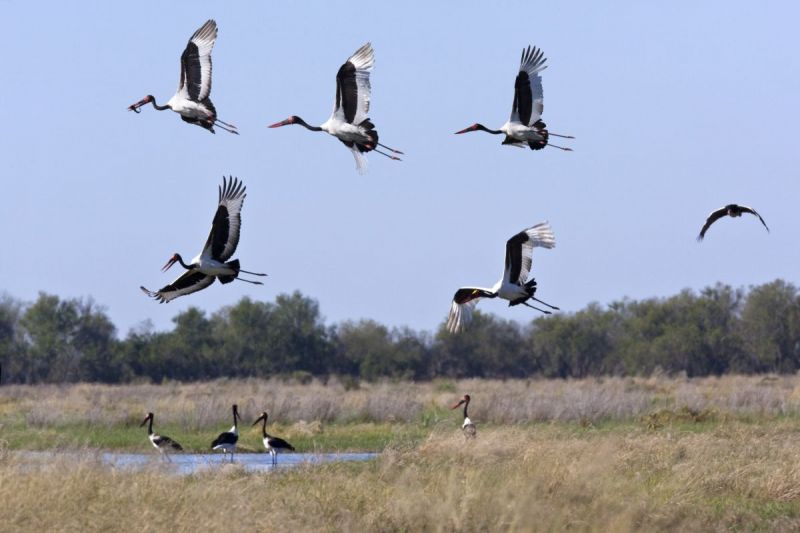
<box><xmin>697</xmin><ymin>204</ymin><xmax>770</xmax><ymax>241</ymax></box>
<box><xmin>252</xmin><ymin>412</ymin><xmax>296</xmax><ymax>466</ymax></box>
<box><xmin>140</xmin><ymin>412</ymin><xmax>183</xmax><ymax>459</ymax></box>
<box><xmin>268</xmin><ymin>42</ymin><xmax>403</xmax><ymax>173</ymax></box>
<box><xmin>451</xmin><ymin>395</ymin><xmax>477</xmax><ymax>438</ymax></box>
<box><xmin>127</xmin><ymin>19</ymin><xmax>238</xmax><ymax>134</ymax></box>
<box><xmin>455</xmin><ymin>45</ymin><xmax>572</xmax><ymax>151</ymax></box>
<box><xmin>141</xmin><ymin>176</ymin><xmax>266</xmax><ymax>302</ymax></box>
<box><xmin>211</xmin><ymin>404</ymin><xmax>240</xmax><ymax>462</ymax></box>
<box><xmin>447</xmin><ymin>222</ymin><xmax>559</xmax><ymax>333</ymax></box>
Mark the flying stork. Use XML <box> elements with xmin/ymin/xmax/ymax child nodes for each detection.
<box><xmin>455</xmin><ymin>45</ymin><xmax>573</xmax><ymax>151</ymax></box>
<box><xmin>252</xmin><ymin>412</ymin><xmax>296</xmax><ymax>466</ymax></box>
<box><xmin>697</xmin><ymin>204</ymin><xmax>770</xmax><ymax>241</ymax></box>
<box><xmin>140</xmin><ymin>412</ymin><xmax>183</xmax><ymax>458</ymax></box>
<box><xmin>268</xmin><ymin>42</ymin><xmax>403</xmax><ymax>173</ymax></box>
<box><xmin>211</xmin><ymin>404</ymin><xmax>240</xmax><ymax>462</ymax></box>
<box><xmin>451</xmin><ymin>395</ymin><xmax>477</xmax><ymax>438</ymax></box>
<box><xmin>127</xmin><ymin>19</ymin><xmax>238</xmax><ymax>134</ymax></box>
<box><xmin>447</xmin><ymin>222</ymin><xmax>559</xmax><ymax>334</ymax></box>
<box><xmin>141</xmin><ymin>176</ymin><xmax>266</xmax><ymax>303</ymax></box>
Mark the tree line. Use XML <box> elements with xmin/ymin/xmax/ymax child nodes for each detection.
<box><xmin>1</xmin><ymin>280</ymin><xmax>798</xmax><ymax>384</ymax></box>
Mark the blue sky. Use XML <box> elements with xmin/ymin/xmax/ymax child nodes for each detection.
<box><xmin>1</xmin><ymin>1</ymin><xmax>798</xmax><ymax>335</ymax></box>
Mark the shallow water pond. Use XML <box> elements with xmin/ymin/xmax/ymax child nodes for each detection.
<box><xmin>15</xmin><ymin>450</ymin><xmax>378</xmax><ymax>475</ymax></box>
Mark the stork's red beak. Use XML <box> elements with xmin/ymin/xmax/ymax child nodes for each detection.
<box><xmin>161</xmin><ymin>256</ymin><xmax>177</xmax><ymax>272</ymax></box>
<box><xmin>268</xmin><ymin>117</ymin><xmax>293</xmax><ymax>128</ymax></box>
<box><xmin>454</xmin><ymin>125</ymin><xmax>477</xmax><ymax>134</ymax></box>
<box><xmin>127</xmin><ymin>97</ymin><xmax>149</xmax><ymax>113</ymax></box>
<box><xmin>451</xmin><ymin>400</ymin><xmax>465</xmax><ymax>410</ymax></box>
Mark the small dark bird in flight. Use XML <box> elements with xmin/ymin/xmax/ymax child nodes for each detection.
<box><xmin>697</xmin><ymin>204</ymin><xmax>769</xmax><ymax>241</ymax></box>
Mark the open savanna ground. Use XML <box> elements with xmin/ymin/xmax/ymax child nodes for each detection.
<box><xmin>3</xmin><ymin>376</ymin><xmax>800</xmax><ymax>531</ymax></box>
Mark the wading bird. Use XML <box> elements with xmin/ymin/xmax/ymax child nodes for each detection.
<box><xmin>451</xmin><ymin>395</ymin><xmax>477</xmax><ymax>438</ymax></box>
<box><xmin>141</xmin><ymin>176</ymin><xmax>266</xmax><ymax>303</ymax></box>
<box><xmin>211</xmin><ymin>404</ymin><xmax>240</xmax><ymax>462</ymax></box>
<box><xmin>140</xmin><ymin>412</ymin><xmax>183</xmax><ymax>458</ymax></box>
<box><xmin>447</xmin><ymin>222</ymin><xmax>559</xmax><ymax>334</ymax></box>
<box><xmin>697</xmin><ymin>204</ymin><xmax>770</xmax><ymax>241</ymax></box>
<box><xmin>252</xmin><ymin>412</ymin><xmax>295</xmax><ymax>466</ymax></box>
<box><xmin>127</xmin><ymin>19</ymin><xmax>238</xmax><ymax>134</ymax></box>
<box><xmin>455</xmin><ymin>46</ymin><xmax>572</xmax><ymax>151</ymax></box>
<box><xmin>268</xmin><ymin>42</ymin><xmax>402</xmax><ymax>173</ymax></box>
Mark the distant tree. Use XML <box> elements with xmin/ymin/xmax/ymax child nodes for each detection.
<box><xmin>17</xmin><ymin>293</ymin><xmax>117</xmax><ymax>383</ymax></box>
<box><xmin>211</xmin><ymin>292</ymin><xmax>333</xmax><ymax>377</ymax></box>
<box><xmin>739</xmin><ymin>280</ymin><xmax>800</xmax><ymax>373</ymax></box>
<box><xmin>431</xmin><ymin>311</ymin><xmax>528</xmax><ymax>378</ymax></box>
<box><xmin>0</xmin><ymin>294</ymin><xmax>24</xmax><ymax>383</ymax></box>
<box><xmin>527</xmin><ymin>303</ymin><xmax>616</xmax><ymax>378</ymax></box>
<box><xmin>334</xmin><ymin>320</ymin><xmax>428</xmax><ymax>380</ymax></box>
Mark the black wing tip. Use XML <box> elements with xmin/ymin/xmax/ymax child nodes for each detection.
<box><xmin>140</xmin><ymin>286</ymin><xmax>168</xmax><ymax>304</ymax></box>
<box><xmin>219</xmin><ymin>175</ymin><xmax>246</xmax><ymax>202</ymax></box>
<box><xmin>520</xmin><ymin>44</ymin><xmax>547</xmax><ymax>70</ymax></box>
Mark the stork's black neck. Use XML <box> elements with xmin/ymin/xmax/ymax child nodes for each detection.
<box><xmin>232</xmin><ymin>406</ymin><xmax>239</xmax><ymax>428</ymax></box>
<box><xmin>174</xmin><ymin>254</ymin><xmax>193</xmax><ymax>270</ymax></box>
<box><xmin>294</xmin><ymin>116</ymin><xmax>323</xmax><ymax>132</ymax></box>
<box><xmin>259</xmin><ymin>417</ymin><xmax>270</xmax><ymax>438</ymax></box>
<box><xmin>147</xmin><ymin>95</ymin><xmax>172</xmax><ymax>111</ymax></box>
<box><xmin>462</xmin><ymin>399</ymin><xmax>470</xmax><ymax>420</ymax></box>
<box><xmin>147</xmin><ymin>416</ymin><xmax>154</xmax><ymax>436</ymax></box>
<box><xmin>476</xmin><ymin>124</ymin><xmax>503</xmax><ymax>135</ymax></box>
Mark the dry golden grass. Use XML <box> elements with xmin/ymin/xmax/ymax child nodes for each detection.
<box><xmin>3</xmin><ymin>420</ymin><xmax>800</xmax><ymax>532</ymax></box>
<box><xmin>2</xmin><ymin>374</ymin><xmax>800</xmax><ymax>430</ymax></box>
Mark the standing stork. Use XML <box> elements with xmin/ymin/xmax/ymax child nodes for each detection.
<box><xmin>697</xmin><ymin>204</ymin><xmax>770</xmax><ymax>241</ymax></box>
<box><xmin>268</xmin><ymin>42</ymin><xmax>403</xmax><ymax>173</ymax></box>
<box><xmin>211</xmin><ymin>404</ymin><xmax>240</xmax><ymax>462</ymax></box>
<box><xmin>141</xmin><ymin>176</ymin><xmax>266</xmax><ymax>303</ymax></box>
<box><xmin>447</xmin><ymin>222</ymin><xmax>559</xmax><ymax>333</ymax></box>
<box><xmin>451</xmin><ymin>395</ymin><xmax>477</xmax><ymax>438</ymax></box>
<box><xmin>455</xmin><ymin>45</ymin><xmax>572</xmax><ymax>151</ymax></box>
<box><xmin>252</xmin><ymin>412</ymin><xmax>296</xmax><ymax>466</ymax></box>
<box><xmin>127</xmin><ymin>19</ymin><xmax>238</xmax><ymax>134</ymax></box>
<box><xmin>140</xmin><ymin>412</ymin><xmax>183</xmax><ymax>458</ymax></box>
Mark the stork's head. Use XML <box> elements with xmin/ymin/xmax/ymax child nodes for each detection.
<box><xmin>268</xmin><ymin>116</ymin><xmax>299</xmax><ymax>128</ymax></box>
<box><xmin>451</xmin><ymin>394</ymin><xmax>471</xmax><ymax>409</ymax></box>
<box><xmin>455</xmin><ymin>123</ymin><xmax>486</xmax><ymax>134</ymax></box>
<box><xmin>128</xmin><ymin>95</ymin><xmax>154</xmax><ymax>113</ymax></box>
<box><xmin>161</xmin><ymin>253</ymin><xmax>180</xmax><ymax>272</ymax></box>
<box><xmin>252</xmin><ymin>412</ymin><xmax>268</xmax><ymax>426</ymax></box>
<box><xmin>139</xmin><ymin>412</ymin><xmax>154</xmax><ymax>427</ymax></box>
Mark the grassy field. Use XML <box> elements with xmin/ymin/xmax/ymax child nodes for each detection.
<box><xmin>3</xmin><ymin>376</ymin><xmax>800</xmax><ymax>530</ymax></box>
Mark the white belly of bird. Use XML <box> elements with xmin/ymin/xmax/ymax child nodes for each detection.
<box><xmin>496</xmin><ymin>283</ymin><xmax>528</xmax><ymax>302</ymax></box>
<box><xmin>194</xmin><ymin>255</ymin><xmax>236</xmax><ymax>276</ymax></box>
<box><xmin>321</xmin><ymin>119</ymin><xmax>368</xmax><ymax>143</ymax></box>
<box><xmin>149</xmin><ymin>434</ymin><xmax>162</xmax><ymax>450</ymax></box>
<box><xmin>501</xmin><ymin>122</ymin><xmax>544</xmax><ymax>142</ymax></box>
<box><xmin>167</xmin><ymin>96</ymin><xmax>211</xmax><ymax>120</ymax></box>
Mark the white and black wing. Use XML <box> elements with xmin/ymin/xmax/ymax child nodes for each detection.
<box><xmin>267</xmin><ymin>436</ymin><xmax>295</xmax><ymax>452</ymax></box>
<box><xmin>332</xmin><ymin>43</ymin><xmax>374</xmax><ymax>125</ymax></box>
<box><xmin>697</xmin><ymin>207</ymin><xmax>729</xmax><ymax>241</ymax></box>
<box><xmin>141</xmin><ymin>271</ymin><xmax>215</xmax><ymax>303</ymax></box>
<box><xmin>211</xmin><ymin>431</ymin><xmax>238</xmax><ymax>449</ymax></box>
<box><xmin>202</xmin><ymin>176</ymin><xmax>246</xmax><ymax>262</ymax></box>
<box><xmin>510</xmin><ymin>46</ymin><xmax>547</xmax><ymax>127</ymax></box>
<box><xmin>739</xmin><ymin>205</ymin><xmax>770</xmax><ymax>233</ymax></box>
<box><xmin>447</xmin><ymin>288</ymin><xmax>491</xmax><ymax>333</ymax></box>
<box><xmin>503</xmin><ymin>222</ymin><xmax>555</xmax><ymax>286</ymax></box>
<box><xmin>177</xmin><ymin>19</ymin><xmax>217</xmax><ymax>102</ymax></box>
<box><xmin>153</xmin><ymin>434</ymin><xmax>183</xmax><ymax>451</ymax></box>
